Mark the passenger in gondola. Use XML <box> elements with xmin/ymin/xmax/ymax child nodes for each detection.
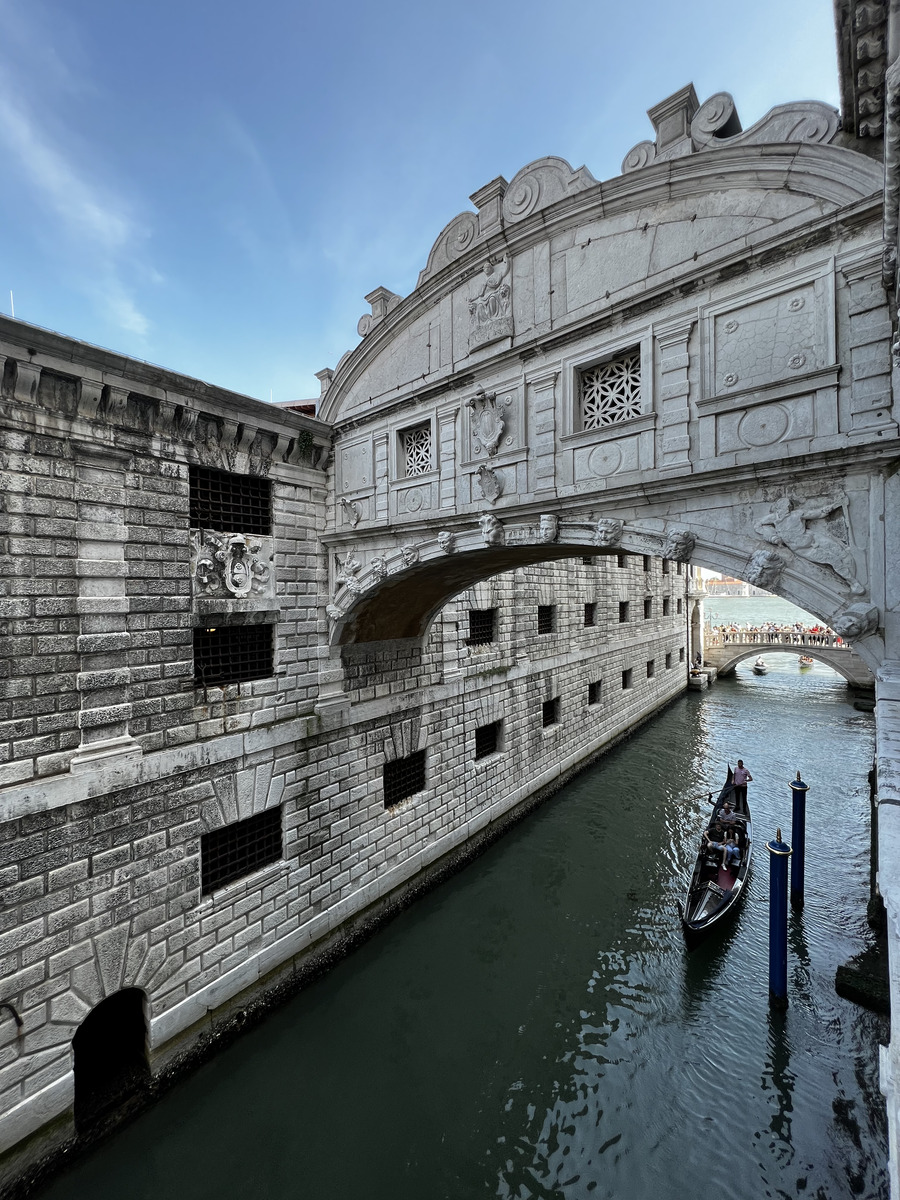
<box><xmin>718</xmin><ymin>800</ymin><xmax>744</xmax><ymax>828</ymax></box>
<box><xmin>724</xmin><ymin>833</ymin><xmax>742</xmax><ymax>870</ymax></box>
<box><xmin>703</xmin><ymin>822</ymin><xmax>727</xmax><ymax>854</ymax></box>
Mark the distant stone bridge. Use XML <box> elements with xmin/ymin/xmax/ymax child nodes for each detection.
<box><xmin>702</xmin><ymin>631</ymin><xmax>875</xmax><ymax>686</ymax></box>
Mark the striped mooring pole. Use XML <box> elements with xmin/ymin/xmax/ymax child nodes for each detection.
<box><xmin>789</xmin><ymin>772</ymin><xmax>809</xmax><ymax>910</ymax></box>
<box><xmin>767</xmin><ymin>828</ymin><xmax>792</xmax><ymax>1009</ymax></box>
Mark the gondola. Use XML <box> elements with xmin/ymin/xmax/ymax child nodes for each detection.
<box><xmin>681</xmin><ymin>766</ymin><xmax>753</xmax><ymax>948</ymax></box>
<box><xmin>798</xmin><ymin>655</ymin><xmax>814</xmax><ymax>669</ymax></box>
<box><xmin>752</xmin><ymin>657</ymin><xmax>768</xmax><ymax>675</ymax></box>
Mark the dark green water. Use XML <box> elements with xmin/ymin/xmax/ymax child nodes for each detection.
<box><xmin>39</xmin><ymin>658</ymin><xmax>886</xmax><ymax>1200</ymax></box>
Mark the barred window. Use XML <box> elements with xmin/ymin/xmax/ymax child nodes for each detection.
<box><xmin>400</xmin><ymin>423</ymin><xmax>432</xmax><ymax>477</ymax></box>
<box><xmin>662</xmin><ymin>559</ymin><xmax>670</xmax><ymax>575</ymax></box>
<box><xmin>194</xmin><ymin>624</ymin><xmax>274</xmax><ymax>687</ymax></box>
<box><xmin>663</xmin><ymin>597</ymin><xmax>671</xmax><ymax>616</ymax></box>
<box><xmin>580</xmin><ymin>351</ymin><xmax>641</xmax><ymax>430</ymax></box>
<box><xmin>677</xmin><ymin>598</ymin><xmax>683</xmax><ymax>614</ymax></box>
<box><xmin>584</xmin><ymin>603</ymin><xmax>596</xmax><ymax>627</ymax></box>
<box><xmin>644</xmin><ymin>597</ymin><xmax>653</xmax><ymax>620</ymax></box>
<box><xmin>666</xmin><ymin>652</ymin><xmax>673</xmax><ymax>669</ymax></box>
<box><xmin>680</xmin><ymin>647</ymin><xmax>686</xmax><ymax>662</ymax></box>
<box><xmin>582</xmin><ymin>556</ymin><xmax>594</xmax><ymax>565</ymax></box>
<box><xmin>468</xmin><ymin>609</ymin><xmax>497</xmax><ymax>645</ymax></box>
<box><xmin>383</xmin><ymin>750</ymin><xmax>426</xmax><ymax>808</ymax></box>
<box><xmin>617</xmin><ymin>553</ymin><xmax>627</xmax><ymax>568</ymax></box>
<box><xmin>201</xmin><ymin>808</ymin><xmax>282</xmax><ymax>895</ymax></box>
<box><xmin>537</xmin><ymin>605</ymin><xmax>555</xmax><ymax>634</ymax></box>
<box><xmin>618</xmin><ymin>601</ymin><xmax>630</xmax><ymax>623</ymax></box>
<box><xmin>647</xmin><ymin>659</ymin><xmax>655</xmax><ymax>678</ymax></box>
<box><xmin>643</xmin><ymin>556</ymin><xmax>651</xmax><ymax>572</ymax></box>
<box><xmin>189</xmin><ymin>465</ymin><xmax>271</xmax><ymax>534</ymax></box>
<box><xmin>588</xmin><ymin>680</ymin><xmax>602</xmax><ymax>706</ymax></box>
<box><xmin>542</xmin><ymin>697</ymin><xmax>560</xmax><ymax>727</ymax></box>
<box><xmin>622</xmin><ymin>668</ymin><xmax>633</xmax><ymax>690</ymax></box>
<box><xmin>475</xmin><ymin>720</ymin><xmax>502</xmax><ymax>760</ymax></box>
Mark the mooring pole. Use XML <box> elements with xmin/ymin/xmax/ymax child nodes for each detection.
<box><xmin>767</xmin><ymin>828</ymin><xmax>792</xmax><ymax>1009</ymax></box>
<box><xmin>789</xmin><ymin>772</ymin><xmax>809</xmax><ymax>910</ymax></box>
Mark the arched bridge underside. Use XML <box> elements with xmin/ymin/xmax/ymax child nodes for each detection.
<box><xmin>320</xmin><ymin>87</ymin><xmax>898</xmax><ymax>693</ymax></box>
<box><xmin>703</xmin><ymin>642</ymin><xmax>875</xmax><ymax>685</ymax></box>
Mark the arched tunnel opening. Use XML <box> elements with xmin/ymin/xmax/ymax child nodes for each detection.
<box><xmin>73</xmin><ymin>988</ymin><xmax>150</xmax><ymax>1133</ymax></box>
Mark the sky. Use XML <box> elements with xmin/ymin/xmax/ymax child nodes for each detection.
<box><xmin>0</xmin><ymin>0</ymin><xmax>841</xmax><ymax>405</ymax></box>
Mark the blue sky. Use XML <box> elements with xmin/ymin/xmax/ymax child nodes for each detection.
<box><xmin>0</xmin><ymin>0</ymin><xmax>840</xmax><ymax>404</ymax></box>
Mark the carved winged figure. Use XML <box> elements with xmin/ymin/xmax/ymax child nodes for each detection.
<box><xmin>754</xmin><ymin>494</ymin><xmax>863</xmax><ymax>594</ymax></box>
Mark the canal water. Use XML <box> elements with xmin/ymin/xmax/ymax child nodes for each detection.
<box><xmin>38</xmin><ymin>652</ymin><xmax>886</xmax><ymax>1199</ymax></box>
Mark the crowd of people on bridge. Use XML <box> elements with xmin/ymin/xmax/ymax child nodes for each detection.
<box><xmin>706</xmin><ymin>621</ymin><xmax>844</xmax><ymax>647</ymax></box>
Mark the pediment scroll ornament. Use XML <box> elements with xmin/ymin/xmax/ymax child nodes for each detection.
<box><xmin>191</xmin><ymin>531</ymin><xmax>273</xmax><ymax>599</ymax></box>
<box><xmin>502</xmin><ymin>156</ymin><xmax>597</xmax><ymax>224</ymax></box>
<box><xmin>621</xmin><ymin>84</ymin><xmax>840</xmax><ymax>174</ymax></box>
<box><xmin>467</xmin><ymin>388</ymin><xmax>506</xmax><ymax>457</ymax></box>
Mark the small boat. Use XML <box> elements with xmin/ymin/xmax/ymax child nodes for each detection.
<box><xmin>798</xmin><ymin>655</ymin><xmax>814</xmax><ymax>669</ymax></box>
<box><xmin>681</xmin><ymin>767</ymin><xmax>753</xmax><ymax>948</ymax></box>
<box><xmin>752</xmin><ymin>657</ymin><xmax>768</xmax><ymax>675</ymax></box>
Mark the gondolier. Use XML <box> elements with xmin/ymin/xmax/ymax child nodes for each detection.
<box><xmin>733</xmin><ymin>759</ymin><xmax>752</xmax><ymax>805</ymax></box>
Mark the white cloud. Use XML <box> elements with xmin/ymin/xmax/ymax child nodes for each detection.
<box><xmin>0</xmin><ymin>3</ymin><xmax>152</xmax><ymax>337</ymax></box>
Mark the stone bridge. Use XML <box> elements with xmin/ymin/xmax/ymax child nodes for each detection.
<box><xmin>315</xmin><ymin>84</ymin><xmax>896</xmax><ymax>720</ymax></box>
<box><xmin>701</xmin><ymin>633</ymin><xmax>875</xmax><ymax>686</ymax></box>
<box><xmin>316</xmin><ymin>84</ymin><xmax>900</xmax><ymax>1186</ymax></box>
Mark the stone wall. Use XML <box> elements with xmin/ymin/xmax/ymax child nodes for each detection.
<box><xmin>0</xmin><ymin>320</ymin><xmax>689</xmax><ymax>1190</ymax></box>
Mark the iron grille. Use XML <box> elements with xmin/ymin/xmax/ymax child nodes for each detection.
<box><xmin>201</xmin><ymin>807</ymin><xmax>282</xmax><ymax>894</ymax></box>
<box><xmin>588</xmin><ymin>680</ymin><xmax>601</xmax><ymax>705</ymax></box>
<box><xmin>584</xmin><ymin>603</ymin><xmax>596</xmax><ymax>627</ymax></box>
<box><xmin>644</xmin><ymin>597</ymin><xmax>653</xmax><ymax>619</ymax></box>
<box><xmin>475</xmin><ymin>721</ymin><xmax>501</xmax><ymax>759</ymax></box>
<box><xmin>618</xmin><ymin>602</ymin><xmax>629</xmax><ymax>623</ymax></box>
<box><xmin>617</xmin><ymin>554</ymin><xmax>627</xmax><ymax>568</ymax></box>
<box><xmin>189</xmin><ymin>465</ymin><xmax>271</xmax><ymax>534</ymax></box>
<box><xmin>580</xmin><ymin>351</ymin><xmax>641</xmax><ymax>429</ymax></box>
<box><xmin>468</xmin><ymin>609</ymin><xmax>497</xmax><ymax>645</ymax></box>
<box><xmin>537</xmin><ymin>605</ymin><xmax>555</xmax><ymax>634</ymax></box>
<box><xmin>542</xmin><ymin>697</ymin><xmax>560</xmax><ymax>727</ymax></box>
<box><xmin>193</xmin><ymin>624</ymin><xmax>274</xmax><ymax>687</ymax></box>
<box><xmin>582</xmin><ymin>556</ymin><xmax>594</xmax><ymax>565</ymax></box>
<box><xmin>383</xmin><ymin>750</ymin><xmax>426</xmax><ymax>808</ymax></box>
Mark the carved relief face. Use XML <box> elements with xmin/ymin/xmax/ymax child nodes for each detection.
<box><xmin>539</xmin><ymin>514</ymin><xmax>558</xmax><ymax>543</ymax></box>
<box><xmin>833</xmin><ymin>603</ymin><xmax>878</xmax><ymax>640</ymax></box>
<box><xmin>401</xmin><ymin>545</ymin><xmax>419</xmax><ymax>566</ymax></box>
<box><xmin>744</xmin><ymin>549</ymin><xmax>784</xmax><ymax>591</ymax></box>
<box><xmin>661</xmin><ymin>528</ymin><xmax>696</xmax><ymax>561</ymax></box>
<box><xmin>437</xmin><ymin>531</ymin><xmax>455</xmax><ymax>553</ymax></box>
<box><xmin>594</xmin><ymin>518</ymin><xmax>623</xmax><ymax>547</ymax></box>
<box><xmin>479</xmin><ymin>513</ymin><xmax>503</xmax><ymax>545</ymax></box>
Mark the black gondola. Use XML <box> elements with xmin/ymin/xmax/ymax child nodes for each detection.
<box><xmin>681</xmin><ymin>766</ymin><xmax>752</xmax><ymax>948</ymax></box>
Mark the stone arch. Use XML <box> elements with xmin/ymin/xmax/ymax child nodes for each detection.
<box><xmin>72</xmin><ymin>987</ymin><xmax>149</xmax><ymax>1130</ymax></box>
<box><xmin>326</xmin><ymin>513</ymin><xmax>882</xmax><ymax>672</ymax></box>
<box><xmin>710</xmin><ymin>645</ymin><xmax>869</xmax><ymax>685</ymax></box>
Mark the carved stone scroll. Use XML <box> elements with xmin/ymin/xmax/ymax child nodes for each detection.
<box><xmin>502</xmin><ymin>157</ymin><xmax>597</xmax><ymax>224</ymax></box>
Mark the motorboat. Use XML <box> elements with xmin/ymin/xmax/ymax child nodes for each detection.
<box><xmin>752</xmin><ymin>657</ymin><xmax>768</xmax><ymax>675</ymax></box>
<box><xmin>681</xmin><ymin>767</ymin><xmax>753</xmax><ymax>948</ymax></box>
<box><xmin>798</xmin><ymin>655</ymin><xmax>814</xmax><ymax>669</ymax></box>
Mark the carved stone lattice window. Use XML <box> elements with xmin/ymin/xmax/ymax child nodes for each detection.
<box><xmin>400</xmin><ymin>423</ymin><xmax>432</xmax><ymax>477</ymax></box>
<box><xmin>580</xmin><ymin>352</ymin><xmax>641</xmax><ymax>429</ymax></box>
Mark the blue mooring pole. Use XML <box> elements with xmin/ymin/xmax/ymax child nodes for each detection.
<box><xmin>767</xmin><ymin>828</ymin><xmax>792</xmax><ymax>1009</ymax></box>
<box><xmin>789</xmin><ymin>772</ymin><xmax>809</xmax><ymax>910</ymax></box>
